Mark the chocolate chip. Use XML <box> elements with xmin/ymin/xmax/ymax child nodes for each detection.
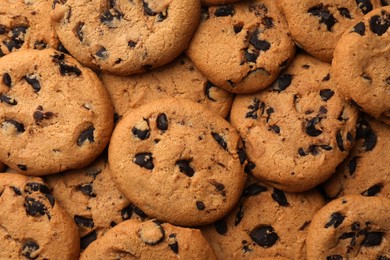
<box><xmin>244</xmin><ymin>49</ymin><xmax>259</xmax><ymax>63</ymax></box>
<box><xmin>369</xmin><ymin>12</ymin><xmax>390</xmax><ymax>36</ymax></box>
<box><xmin>361</xmin><ymin>232</ymin><xmax>383</xmax><ymax>247</ymax></box>
<box><xmin>327</xmin><ymin>256</ymin><xmax>343</xmax><ymax>260</ymax></box>
<box><xmin>339</xmin><ymin>8</ymin><xmax>352</xmax><ymax>19</ymax></box>
<box><xmin>321</xmin><ymin>145</ymin><xmax>332</xmax><ymax>151</ymax></box>
<box><xmin>363</xmin><ymin>129</ymin><xmax>377</xmax><ymax>151</ymax></box>
<box><xmin>75</xmin><ymin>22</ymin><xmax>84</xmax><ymax>41</ymax></box>
<box><xmin>140</xmin><ymin>221</ymin><xmax>165</xmax><ymax>245</ymax></box>
<box><xmin>235</xmin><ymin>204</ymin><xmax>244</xmax><ymax>226</ymax></box>
<box><xmin>237</xmin><ymin>148</ymin><xmax>247</xmax><ymax>164</ymax></box>
<box><xmin>243</xmin><ymin>183</ymin><xmax>267</xmax><ymax>197</ymax></box>
<box><xmin>100</xmin><ymin>8</ymin><xmax>123</xmax><ymax>25</ymax></box>
<box><xmin>215</xmin><ymin>5</ymin><xmax>234</xmax><ymax>17</ymax></box>
<box><xmin>325</xmin><ymin>212</ymin><xmax>345</xmax><ymax>228</ymax></box>
<box><xmin>320</xmin><ymin>89</ymin><xmax>334</xmax><ymax>101</ymax></box>
<box><xmin>57</xmin><ymin>42</ymin><xmax>69</xmax><ymax>54</ymax></box>
<box><xmin>121</xmin><ymin>204</ymin><xmax>133</xmax><ymax>220</ymax></box>
<box><xmin>0</xmin><ymin>24</ymin><xmax>6</xmax><ymax>34</ymax></box>
<box><xmin>361</xmin><ymin>183</ymin><xmax>383</xmax><ymax>196</ymax></box>
<box><xmin>24</xmin><ymin>182</ymin><xmax>50</xmax><ymax>194</ymax></box>
<box><xmin>133</xmin><ymin>206</ymin><xmax>148</xmax><ymax>218</ymax></box>
<box><xmin>215</xmin><ymin>219</ymin><xmax>228</xmax><ymax>235</ymax></box>
<box><xmin>246</xmin><ymin>98</ymin><xmax>262</xmax><ymax>119</ymax></box>
<box><xmin>0</xmin><ymin>94</ymin><xmax>17</xmax><ymax>105</ymax></box>
<box><xmin>165</xmin><ymin>233</ymin><xmax>179</xmax><ymax>254</ymax></box>
<box><xmin>52</xmin><ymin>53</ymin><xmax>82</xmax><ymax>76</ymax></box>
<box><xmin>356</xmin><ymin>0</ymin><xmax>374</xmax><ymax>14</ymax></box>
<box><xmin>298</xmin><ymin>148</ymin><xmax>307</xmax><ymax>156</ymax></box>
<box><xmin>33</xmin><ymin>110</ymin><xmax>54</xmax><ymax>124</ymax></box>
<box><xmin>212</xmin><ymin>132</ymin><xmax>228</xmax><ymax>150</ymax></box>
<box><xmin>23</xmin><ymin>74</ymin><xmax>41</xmax><ymax>92</ymax></box>
<box><xmin>45</xmin><ymin>194</ymin><xmax>55</xmax><ymax>207</ymax></box>
<box><xmin>132</xmin><ymin>119</ymin><xmax>150</xmax><ymax>140</ymax></box>
<box><xmin>24</xmin><ymin>197</ymin><xmax>46</xmax><ymax>217</ymax></box>
<box><xmin>271</xmin><ymin>188</ymin><xmax>289</xmax><ymax>206</ymax></box>
<box><xmin>352</xmin><ymin>22</ymin><xmax>366</xmax><ymax>36</ymax></box>
<box><xmin>11</xmin><ymin>186</ymin><xmax>22</xmax><ymax>195</ymax></box>
<box><xmin>142</xmin><ymin>0</ymin><xmax>156</xmax><ymax>16</ymax></box>
<box><xmin>156</xmin><ymin>113</ymin><xmax>168</xmax><ymax>130</ymax></box>
<box><xmin>204</xmin><ymin>81</ymin><xmax>217</xmax><ymax>101</ymax></box>
<box><xmin>95</xmin><ymin>47</ymin><xmax>108</xmax><ymax>59</ymax></box>
<box><xmin>274</xmin><ymin>74</ymin><xmax>292</xmax><ymax>92</ymax></box>
<box><xmin>250</xmin><ymin>226</ymin><xmax>279</xmax><ymax>248</ymax></box>
<box><xmin>4</xmin><ymin>119</ymin><xmax>25</xmax><ymax>133</ymax></box>
<box><xmin>17</xmin><ymin>164</ymin><xmax>27</xmax><ymax>171</ymax></box>
<box><xmin>134</xmin><ymin>153</ymin><xmax>154</xmax><ymax>169</ymax></box>
<box><xmin>196</xmin><ymin>201</ymin><xmax>205</xmax><ymax>210</ymax></box>
<box><xmin>378</xmin><ymin>256</ymin><xmax>390</xmax><ymax>260</ymax></box>
<box><xmin>306</xmin><ymin>117</ymin><xmax>323</xmax><ymax>137</ymax></box>
<box><xmin>34</xmin><ymin>40</ymin><xmax>47</xmax><ymax>50</ymax></box>
<box><xmin>244</xmin><ymin>161</ymin><xmax>256</xmax><ymax>174</ymax></box>
<box><xmin>348</xmin><ymin>157</ymin><xmax>358</xmax><ymax>175</ymax></box>
<box><xmin>269</xmin><ymin>125</ymin><xmax>280</xmax><ymax>134</ymax></box>
<box><xmin>336</xmin><ymin>131</ymin><xmax>345</xmax><ymax>151</ymax></box>
<box><xmin>262</xmin><ymin>16</ymin><xmax>274</xmax><ymax>28</ymax></box>
<box><xmin>21</xmin><ymin>240</ymin><xmax>39</xmax><ymax>259</ymax></box>
<box><xmin>209</xmin><ymin>180</ymin><xmax>225</xmax><ymax>194</ymax></box>
<box><xmin>176</xmin><ymin>159</ymin><xmax>195</xmax><ymax>177</ymax></box>
<box><xmin>76</xmin><ymin>183</ymin><xmax>96</xmax><ymax>197</ymax></box>
<box><xmin>299</xmin><ymin>221</ymin><xmax>311</xmax><ymax>231</ymax></box>
<box><xmin>77</xmin><ymin>126</ymin><xmax>95</xmax><ymax>146</ymax></box>
<box><xmin>74</xmin><ymin>215</ymin><xmax>94</xmax><ymax>228</ymax></box>
<box><xmin>234</xmin><ymin>24</ymin><xmax>243</xmax><ymax>33</ymax></box>
<box><xmin>308</xmin><ymin>4</ymin><xmax>338</xmax><ymax>31</ymax></box>
<box><xmin>322</xmin><ymin>73</ymin><xmax>331</xmax><ymax>81</ymax></box>
<box><xmin>249</xmin><ymin>28</ymin><xmax>271</xmax><ymax>51</ymax></box>
<box><xmin>128</xmin><ymin>40</ymin><xmax>137</xmax><ymax>48</ymax></box>
<box><xmin>2</xmin><ymin>73</ymin><xmax>11</xmax><ymax>87</ymax></box>
<box><xmin>266</xmin><ymin>107</ymin><xmax>274</xmax><ymax>122</ymax></box>
<box><xmin>80</xmin><ymin>231</ymin><xmax>97</xmax><ymax>249</ymax></box>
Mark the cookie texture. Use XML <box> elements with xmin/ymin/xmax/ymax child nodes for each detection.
<box><xmin>80</xmin><ymin>219</ymin><xmax>217</xmax><ymax>259</ymax></box>
<box><xmin>332</xmin><ymin>6</ymin><xmax>390</xmax><ymax>125</ymax></box>
<box><xmin>0</xmin><ymin>173</ymin><xmax>80</xmax><ymax>259</ymax></box>
<box><xmin>202</xmin><ymin>178</ymin><xmax>325</xmax><ymax>259</ymax></box>
<box><xmin>201</xmin><ymin>0</ymin><xmax>241</xmax><ymax>6</ymax></box>
<box><xmin>278</xmin><ymin>0</ymin><xmax>382</xmax><ymax>62</ymax></box>
<box><xmin>100</xmin><ymin>55</ymin><xmax>234</xmax><ymax>120</ymax></box>
<box><xmin>323</xmin><ymin>116</ymin><xmax>390</xmax><ymax>199</ymax></box>
<box><xmin>0</xmin><ymin>0</ymin><xmax>59</xmax><ymax>57</ymax></box>
<box><xmin>230</xmin><ymin>54</ymin><xmax>359</xmax><ymax>192</ymax></box>
<box><xmin>0</xmin><ymin>49</ymin><xmax>113</xmax><ymax>175</ymax></box>
<box><xmin>109</xmin><ymin>98</ymin><xmax>246</xmax><ymax>226</ymax></box>
<box><xmin>187</xmin><ymin>0</ymin><xmax>295</xmax><ymax>94</ymax></box>
<box><xmin>51</xmin><ymin>0</ymin><xmax>200</xmax><ymax>75</ymax></box>
<box><xmin>306</xmin><ymin>195</ymin><xmax>390</xmax><ymax>259</ymax></box>
<box><xmin>46</xmin><ymin>155</ymin><xmax>147</xmax><ymax>251</ymax></box>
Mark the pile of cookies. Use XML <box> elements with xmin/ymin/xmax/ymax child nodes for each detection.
<box><xmin>0</xmin><ymin>0</ymin><xmax>389</xmax><ymax>259</ymax></box>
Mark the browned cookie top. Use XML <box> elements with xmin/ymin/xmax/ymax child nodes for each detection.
<box><xmin>187</xmin><ymin>0</ymin><xmax>295</xmax><ymax>94</ymax></box>
<box><xmin>0</xmin><ymin>0</ymin><xmax>60</xmax><ymax>57</ymax></box>
<box><xmin>332</xmin><ymin>6</ymin><xmax>390</xmax><ymax>125</ymax></box>
<box><xmin>109</xmin><ymin>98</ymin><xmax>246</xmax><ymax>226</ymax></box>
<box><xmin>51</xmin><ymin>0</ymin><xmax>201</xmax><ymax>75</ymax></box>
<box><xmin>0</xmin><ymin>173</ymin><xmax>80</xmax><ymax>260</ymax></box>
<box><xmin>0</xmin><ymin>49</ymin><xmax>113</xmax><ymax>176</ymax></box>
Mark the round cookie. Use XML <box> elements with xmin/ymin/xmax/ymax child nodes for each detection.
<box><xmin>109</xmin><ymin>98</ymin><xmax>247</xmax><ymax>226</ymax></box>
<box><xmin>80</xmin><ymin>219</ymin><xmax>217</xmax><ymax>259</ymax></box>
<box><xmin>277</xmin><ymin>0</ymin><xmax>382</xmax><ymax>62</ymax></box>
<box><xmin>306</xmin><ymin>195</ymin><xmax>390</xmax><ymax>259</ymax></box>
<box><xmin>187</xmin><ymin>0</ymin><xmax>295</xmax><ymax>94</ymax></box>
<box><xmin>323</xmin><ymin>116</ymin><xmax>390</xmax><ymax>199</ymax></box>
<box><xmin>51</xmin><ymin>0</ymin><xmax>200</xmax><ymax>75</ymax></box>
<box><xmin>201</xmin><ymin>178</ymin><xmax>325</xmax><ymax>259</ymax></box>
<box><xmin>100</xmin><ymin>55</ymin><xmax>234</xmax><ymax>120</ymax></box>
<box><xmin>0</xmin><ymin>0</ymin><xmax>59</xmax><ymax>57</ymax></box>
<box><xmin>332</xmin><ymin>6</ymin><xmax>390</xmax><ymax>125</ymax></box>
<box><xmin>45</xmin><ymin>155</ymin><xmax>148</xmax><ymax>251</ymax></box>
<box><xmin>201</xmin><ymin>0</ymin><xmax>241</xmax><ymax>6</ymax></box>
<box><xmin>230</xmin><ymin>54</ymin><xmax>359</xmax><ymax>192</ymax></box>
<box><xmin>0</xmin><ymin>49</ymin><xmax>113</xmax><ymax>176</ymax></box>
<box><xmin>0</xmin><ymin>173</ymin><xmax>79</xmax><ymax>259</ymax></box>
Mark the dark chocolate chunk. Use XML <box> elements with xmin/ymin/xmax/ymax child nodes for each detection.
<box><xmin>201</xmin><ymin>6</ymin><xmax>210</xmax><ymax>20</ymax></box>
<box><xmin>320</xmin><ymin>89</ymin><xmax>334</xmax><ymax>101</ymax></box>
<box><xmin>336</xmin><ymin>131</ymin><xmax>345</xmax><ymax>151</ymax></box>
<box><xmin>320</xmin><ymin>145</ymin><xmax>332</xmax><ymax>151</ymax></box>
<box><xmin>306</xmin><ymin>117</ymin><xmax>323</xmax><ymax>137</ymax></box>
<box><xmin>52</xmin><ymin>0</ymin><xmax>65</xmax><ymax>9</ymax></box>
<box><xmin>249</xmin><ymin>29</ymin><xmax>271</xmax><ymax>51</ymax></box>
<box><xmin>24</xmin><ymin>74</ymin><xmax>41</xmax><ymax>92</ymax></box>
<box><xmin>246</xmin><ymin>98</ymin><xmax>262</xmax><ymax>119</ymax></box>
<box><xmin>196</xmin><ymin>201</ymin><xmax>205</xmax><ymax>210</ymax></box>
<box><xmin>361</xmin><ymin>232</ymin><xmax>383</xmax><ymax>247</ymax></box>
<box><xmin>244</xmin><ymin>161</ymin><xmax>256</xmax><ymax>174</ymax></box>
<box><xmin>299</xmin><ymin>221</ymin><xmax>311</xmax><ymax>231</ymax></box>
<box><xmin>17</xmin><ymin>164</ymin><xmax>27</xmax><ymax>171</ymax></box>
<box><xmin>132</xmin><ymin>120</ymin><xmax>150</xmax><ymax>140</ymax></box>
<box><xmin>363</xmin><ymin>129</ymin><xmax>377</xmax><ymax>151</ymax></box>
<box><xmin>212</xmin><ymin>132</ymin><xmax>227</xmax><ymax>150</ymax></box>
<box><xmin>266</xmin><ymin>107</ymin><xmax>274</xmax><ymax>122</ymax></box>
<box><xmin>378</xmin><ymin>256</ymin><xmax>390</xmax><ymax>260</ymax></box>
<box><xmin>24</xmin><ymin>182</ymin><xmax>50</xmax><ymax>194</ymax></box>
<box><xmin>4</xmin><ymin>119</ymin><xmax>25</xmax><ymax>133</ymax></box>
<box><xmin>262</xmin><ymin>16</ymin><xmax>274</xmax><ymax>28</ymax></box>
<box><xmin>11</xmin><ymin>186</ymin><xmax>22</xmax><ymax>195</ymax></box>
<box><xmin>134</xmin><ymin>153</ymin><xmax>154</xmax><ymax>169</ymax></box>
<box><xmin>75</xmin><ymin>22</ymin><xmax>84</xmax><ymax>41</ymax></box>
<box><xmin>77</xmin><ymin>126</ymin><xmax>95</xmax><ymax>146</ymax></box>
<box><xmin>168</xmin><ymin>234</ymin><xmax>179</xmax><ymax>254</ymax></box>
<box><xmin>57</xmin><ymin>42</ymin><xmax>69</xmax><ymax>54</ymax></box>
<box><xmin>244</xmin><ymin>49</ymin><xmax>258</xmax><ymax>63</ymax></box>
<box><xmin>243</xmin><ymin>183</ymin><xmax>267</xmax><ymax>197</ymax></box>
<box><xmin>0</xmin><ymin>24</ymin><xmax>6</xmax><ymax>34</ymax></box>
<box><xmin>250</xmin><ymin>226</ymin><xmax>279</xmax><ymax>248</ymax></box>
<box><xmin>45</xmin><ymin>194</ymin><xmax>55</xmax><ymax>207</ymax></box>
<box><xmin>269</xmin><ymin>125</ymin><xmax>280</xmax><ymax>134</ymax></box>
<box><xmin>356</xmin><ymin>0</ymin><xmax>374</xmax><ymax>14</ymax></box>
<box><xmin>80</xmin><ymin>231</ymin><xmax>97</xmax><ymax>249</ymax></box>
<box><xmin>128</xmin><ymin>40</ymin><xmax>137</xmax><ymax>48</ymax></box>
<box><xmin>369</xmin><ymin>12</ymin><xmax>390</xmax><ymax>36</ymax></box>
<box><xmin>34</xmin><ymin>40</ymin><xmax>47</xmax><ymax>50</ymax></box>
<box><xmin>215</xmin><ymin>219</ymin><xmax>228</xmax><ymax>235</ymax></box>
<box><xmin>176</xmin><ymin>159</ymin><xmax>195</xmax><ymax>177</ymax></box>
<box><xmin>0</xmin><ymin>94</ymin><xmax>17</xmax><ymax>105</ymax></box>
<box><xmin>234</xmin><ymin>24</ymin><xmax>243</xmax><ymax>33</ymax></box>
<box><xmin>114</xmin><ymin>112</ymin><xmax>122</xmax><ymax>123</ymax></box>
<box><xmin>298</xmin><ymin>148</ymin><xmax>307</xmax><ymax>156</ymax></box>
<box><xmin>24</xmin><ymin>197</ymin><xmax>46</xmax><ymax>217</ymax></box>
<box><xmin>339</xmin><ymin>8</ymin><xmax>352</xmax><ymax>19</ymax></box>
<box><xmin>215</xmin><ymin>5</ymin><xmax>235</xmax><ymax>17</ymax></box>
<box><xmin>235</xmin><ymin>204</ymin><xmax>244</xmax><ymax>226</ymax></box>
<box><xmin>156</xmin><ymin>113</ymin><xmax>168</xmax><ymax>130</ymax></box>
<box><xmin>237</xmin><ymin>148</ymin><xmax>247</xmax><ymax>164</ymax></box>
<box><xmin>274</xmin><ymin>74</ymin><xmax>292</xmax><ymax>92</ymax></box>
<box><xmin>2</xmin><ymin>73</ymin><xmax>11</xmax><ymax>87</ymax></box>
<box><xmin>325</xmin><ymin>212</ymin><xmax>345</xmax><ymax>228</ymax></box>
<box><xmin>121</xmin><ymin>204</ymin><xmax>133</xmax><ymax>220</ymax></box>
<box><xmin>133</xmin><ymin>206</ymin><xmax>148</xmax><ymax>218</ymax></box>
<box><xmin>33</xmin><ymin>110</ymin><xmax>54</xmax><ymax>124</ymax></box>
<box><xmin>361</xmin><ymin>183</ymin><xmax>383</xmax><ymax>196</ymax></box>
<box><xmin>142</xmin><ymin>0</ymin><xmax>157</xmax><ymax>16</ymax></box>
<box><xmin>95</xmin><ymin>47</ymin><xmax>108</xmax><ymax>59</ymax></box>
<box><xmin>76</xmin><ymin>183</ymin><xmax>96</xmax><ymax>197</ymax></box>
<box><xmin>271</xmin><ymin>188</ymin><xmax>289</xmax><ymax>206</ymax></box>
<box><xmin>322</xmin><ymin>73</ymin><xmax>331</xmax><ymax>81</ymax></box>
<box><xmin>100</xmin><ymin>8</ymin><xmax>123</xmax><ymax>25</ymax></box>
<box><xmin>74</xmin><ymin>215</ymin><xmax>94</xmax><ymax>228</ymax></box>
<box><xmin>204</xmin><ymin>81</ymin><xmax>217</xmax><ymax>101</ymax></box>
<box><xmin>52</xmin><ymin>53</ymin><xmax>82</xmax><ymax>76</ymax></box>
<box><xmin>352</xmin><ymin>22</ymin><xmax>366</xmax><ymax>35</ymax></box>
<box><xmin>140</xmin><ymin>221</ymin><xmax>165</xmax><ymax>245</ymax></box>
<box><xmin>348</xmin><ymin>157</ymin><xmax>358</xmax><ymax>175</ymax></box>
<box><xmin>21</xmin><ymin>240</ymin><xmax>39</xmax><ymax>259</ymax></box>
<box><xmin>308</xmin><ymin>4</ymin><xmax>338</xmax><ymax>31</ymax></box>
<box><xmin>327</xmin><ymin>256</ymin><xmax>343</xmax><ymax>260</ymax></box>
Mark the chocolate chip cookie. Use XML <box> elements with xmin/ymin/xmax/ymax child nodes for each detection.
<box><xmin>201</xmin><ymin>0</ymin><xmax>241</xmax><ymax>6</ymax></box>
<box><xmin>323</xmin><ymin>116</ymin><xmax>390</xmax><ymax>199</ymax></box>
<box><xmin>187</xmin><ymin>0</ymin><xmax>295</xmax><ymax>94</ymax></box>
<box><xmin>46</xmin><ymin>155</ymin><xmax>147</xmax><ymax>251</ymax></box>
<box><xmin>0</xmin><ymin>173</ymin><xmax>80</xmax><ymax>259</ymax></box>
<box><xmin>100</xmin><ymin>55</ymin><xmax>234</xmax><ymax>121</ymax></box>
<box><xmin>80</xmin><ymin>219</ymin><xmax>217</xmax><ymax>259</ymax></box>
<box><xmin>230</xmin><ymin>54</ymin><xmax>359</xmax><ymax>192</ymax></box>
<box><xmin>0</xmin><ymin>49</ymin><xmax>114</xmax><ymax>175</ymax></box>
<box><xmin>108</xmin><ymin>98</ymin><xmax>247</xmax><ymax>226</ymax></box>
<box><xmin>332</xmin><ymin>6</ymin><xmax>390</xmax><ymax>125</ymax></box>
<box><xmin>201</xmin><ymin>178</ymin><xmax>325</xmax><ymax>259</ymax></box>
<box><xmin>306</xmin><ymin>195</ymin><xmax>390</xmax><ymax>259</ymax></box>
<box><xmin>0</xmin><ymin>0</ymin><xmax>60</xmax><ymax>57</ymax></box>
<box><xmin>51</xmin><ymin>0</ymin><xmax>201</xmax><ymax>75</ymax></box>
<box><xmin>278</xmin><ymin>0</ymin><xmax>382</xmax><ymax>62</ymax></box>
